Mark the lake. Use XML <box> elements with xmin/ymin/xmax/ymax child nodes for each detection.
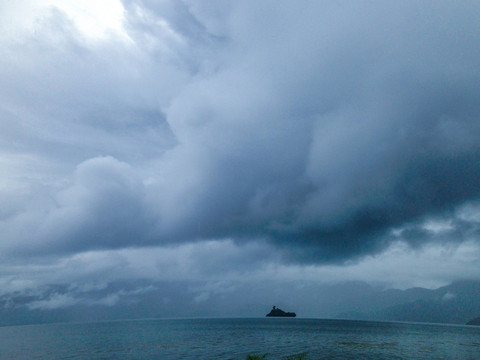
<box><xmin>0</xmin><ymin>318</ymin><xmax>479</xmax><ymax>359</ymax></box>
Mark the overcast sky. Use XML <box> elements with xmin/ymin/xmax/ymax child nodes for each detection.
<box><xmin>1</xmin><ymin>0</ymin><xmax>480</xmax><ymax>316</ymax></box>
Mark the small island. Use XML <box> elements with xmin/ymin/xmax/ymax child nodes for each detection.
<box><xmin>266</xmin><ymin>306</ymin><xmax>296</xmax><ymax>317</ymax></box>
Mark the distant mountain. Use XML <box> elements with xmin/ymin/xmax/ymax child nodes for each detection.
<box><xmin>466</xmin><ymin>317</ymin><xmax>480</xmax><ymax>325</ymax></box>
<box><xmin>336</xmin><ymin>280</ymin><xmax>480</xmax><ymax>324</ymax></box>
<box><xmin>2</xmin><ymin>279</ymin><xmax>480</xmax><ymax>327</ymax></box>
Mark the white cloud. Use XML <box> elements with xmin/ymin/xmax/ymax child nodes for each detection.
<box><xmin>48</xmin><ymin>0</ymin><xmax>128</xmax><ymax>41</ymax></box>
<box><xmin>27</xmin><ymin>293</ymin><xmax>79</xmax><ymax>310</ymax></box>
<box><xmin>0</xmin><ymin>0</ymin><xmax>129</xmax><ymax>43</ymax></box>
<box><xmin>442</xmin><ymin>291</ymin><xmax>456</xmax><ymax>302</ymax></box>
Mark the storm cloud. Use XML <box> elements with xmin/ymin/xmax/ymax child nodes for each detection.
<box><xmin>1</xmin><ymin>0</ymin><xmax>480</xmax><ymax>311</ymax></box>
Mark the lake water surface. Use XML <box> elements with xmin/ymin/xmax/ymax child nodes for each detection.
<box><xmin>1</xmin><ymin>318</ymin><xmax>479</xmax><ymax>359</ymax></box>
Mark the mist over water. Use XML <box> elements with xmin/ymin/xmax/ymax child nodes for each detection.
<box><xmin>1</xmin><ymin>318</ymin><xmax>479</xmax><ymax>359</ymax></box>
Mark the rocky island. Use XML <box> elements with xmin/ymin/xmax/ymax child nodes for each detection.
<box><xmin>266</xmin><ymin>306</ymin><xmax>296</xmax><ymax>317</ymax></box>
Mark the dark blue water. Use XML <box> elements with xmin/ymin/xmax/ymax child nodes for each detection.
<box><xmin>0</xmin><ymin>318</ymin><xmax>479</xmax><ymax>359</ymax></box>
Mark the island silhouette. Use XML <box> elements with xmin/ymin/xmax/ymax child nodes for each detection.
<box><xmin>266</xmin><ymin>306</ymin><xmax>296</xmax><ymax>317</ymax></box>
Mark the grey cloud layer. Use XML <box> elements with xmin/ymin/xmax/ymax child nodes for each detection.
<box><xmin>1</xmin><ymin>1</ymin><xmax>480</xmax><ymax>262</ymax></box>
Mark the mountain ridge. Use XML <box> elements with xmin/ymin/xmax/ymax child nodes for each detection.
<box><xmin>336</xmin><ymin>280</ymin><xmax>480</xmax><ymax>324</ymax></box>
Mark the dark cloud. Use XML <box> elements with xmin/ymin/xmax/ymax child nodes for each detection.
<box><xmin>147</xmin><ymin>0</ymin><xmax>480</xmax><ymax>261</ymax></box>
<box><xmin>1</xmin><ymin>0</ymin><xmax>480</xmax><ymax>267</ymax></box>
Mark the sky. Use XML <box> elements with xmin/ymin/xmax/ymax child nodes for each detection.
<box><xmin>1</xmin><ymin>0</ymin><xmax>480</xmax><ymax>318</ymax></box>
